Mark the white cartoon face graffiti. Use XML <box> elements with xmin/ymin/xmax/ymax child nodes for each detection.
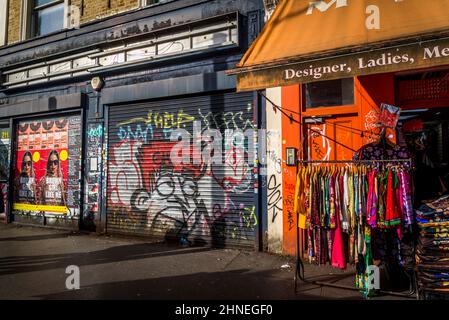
<box><xmin>144</xmin><ymin>170</ymin><xmax>227</xmax><ymax>237</ymax></box>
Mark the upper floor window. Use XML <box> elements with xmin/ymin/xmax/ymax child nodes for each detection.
<box><xmin>21</xmin><ymin>0</ymin><xmax>68</xmax><ymax>39</ymax></box>
<box><xmin>32</xmin><ymin>0</ymin><xmax>65</xmax><ymax>37</ymax></box>
<box><xmin>303</xmin><ymin>78</ymin><xmax>355</xmax><ymax>109</ymax></box>
<box><xmin>143</xmin><ymin>0</ymin><xmax>174</xmax><ymax>7</ymax></box>
<box><xmin>0</xmin><ymin>0</ymin><xmax>8</xmax><ymax>46</ymax></box>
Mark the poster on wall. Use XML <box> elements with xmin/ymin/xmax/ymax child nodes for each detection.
<box><xmin>12</xmin><ymin>116</ymin><xmax>81</xmax><ymax>216</ymax></box>
<box><xmin>0</xmin><ymin>126</ymin><xmax>10</xmax><ymax>217</ymax></box>
<box><xmin>0</xmin><ymin>126</ymin><xmax>9</xmax><ymax>182</ymax></box>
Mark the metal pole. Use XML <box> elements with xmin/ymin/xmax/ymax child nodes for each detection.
<box><xmin>297</xmin><ymin>159</ymin><xmax>412</xmax><ymax>164</ymax></box>
<box><xmin>309</xmin><ymin>280</ymin><xmax>416</xmax><ymax>299</ymax></box>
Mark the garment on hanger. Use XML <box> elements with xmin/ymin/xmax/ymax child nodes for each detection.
<box><xmin>353</xmin><ymin>133</ymin><xmax>412</xmax><ymax>163</ymax></box>
<box><xmin>294</xmin><ymin>162</ymin><xmax>413</xmax><ymax>273</ymax></box>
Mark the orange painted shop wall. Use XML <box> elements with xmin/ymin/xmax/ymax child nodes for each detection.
<box><xmin>281</xmin><ymin>85</ymin><xmax>301</xmax><ymax>256</ymax></box>
<box><xmin>357</xmin><ymin>73</ymin><xmax>396</xmax><ymax>145</ymax></box>
<box><xmin>280</xmin><ymin>73</ymin><xmax>396</xmax><ymax>256</ymax></box>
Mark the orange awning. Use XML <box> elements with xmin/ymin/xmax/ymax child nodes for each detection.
<box><xmin>231</xmin><ymin>0</ymin><xmax>449</xmax><ymax>91</ymax></box>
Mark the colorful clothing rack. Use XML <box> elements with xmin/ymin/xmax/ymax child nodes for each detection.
<box><xmin>293</xmin><ymin>158</ymin><xmax>417</xmax><ymax>299</ymax></box>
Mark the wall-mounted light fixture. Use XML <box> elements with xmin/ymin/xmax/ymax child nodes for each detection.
<box><xmin>91</xmin><ymin>76</ymin><xmax>104</xmax><ymax>92</ymax></box>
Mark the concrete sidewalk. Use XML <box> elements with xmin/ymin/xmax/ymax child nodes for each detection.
<box><xmin>0</xmin><ymin>224</ymin><xmax>415</xmax><ymax>300</ymax></box>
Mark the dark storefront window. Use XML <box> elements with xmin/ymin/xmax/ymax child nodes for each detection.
<box><xmin>32</xmin><ymin>0</ymin><xmax>65</xmax><ymax>37</ymax></box>
<box><xmin>145</xmin><ymin>0</ymin><xmax>174</xmax><ymax>6</ymax></box>
<box><xmin>304</xmin><ymin>78</ymin><xmax>355</xmax><ymax>108</ymax></box>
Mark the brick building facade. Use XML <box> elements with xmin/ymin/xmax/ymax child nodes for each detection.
<box><xmin>4</xmin><ymin>0</ymin><xmax>141</xmax><ymax>45</ymax></box>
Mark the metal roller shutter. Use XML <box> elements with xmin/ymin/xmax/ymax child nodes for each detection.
<box><xmin>107</xmin><ymin>91</ymin><xmax>257</xmax><ymax>249</ymax></box>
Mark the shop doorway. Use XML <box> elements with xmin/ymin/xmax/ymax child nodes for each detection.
<box><xmin>396</xmin><ymin>69</ymin><xmax>449</xmax><ymax>203</ymax></box>
<box><xmin>399</xmin><ymin>108</ymin><xmax>449</xmax><ymax>202</ymax></box>
<box><xmin>395</xmin><ymin>69</ymin><xmax>449</xmax><ymax>299</ymax></box>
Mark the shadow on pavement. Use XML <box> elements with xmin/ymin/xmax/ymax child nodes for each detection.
<box><xmin>34</xmin><ymin>268</ymin><xmax>365</xmax><ymax>300</ymax></box>
<box><xmin>0</xmin><ymin>233</ymin><xmax>78</xmax><ymax>242</ymax></box>
<box><xmin>0</xmin><ymin>243</ymin><xmax>215</xmax><ymax>276</ymax></box>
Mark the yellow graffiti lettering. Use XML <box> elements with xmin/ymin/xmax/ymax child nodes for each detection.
<box><xmin>154</xmin><ymin>113</ymin><xmax>164</xmax><ymax>129</ymax></box>
<box><xmin>176</xmin><ymin>110</ymin><xmax>195</xmax><ymax>128</ymax></box>
<box><xmin>146</xmin><ymin>112</ymin><xmax>153</xmax><ymax>124</ymax></box>
<box><xmin>244</xmin><ymin>206</ymin><xmax>258</xmax><ymax>228</ymax></box>
<box><xmin>164</xmin><ymin>113</ymin><xmax>175</xmax><ymax>129</ymax></box>
<box><xmin>117</xmin><ymin>110</ymin><xmax>195</xmax><ymax>129</ymax></box>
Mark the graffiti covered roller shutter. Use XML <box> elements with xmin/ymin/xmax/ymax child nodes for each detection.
<box><xmin>107</xmin><ymin>92</ymin><xmax>257</xmax><ymax>248</ymax></box>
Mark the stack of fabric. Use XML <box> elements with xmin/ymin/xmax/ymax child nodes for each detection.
<box><xmin>415</xmin><ymin>195</ymin><xmax>449</xmax><ymax>299</ymax></box>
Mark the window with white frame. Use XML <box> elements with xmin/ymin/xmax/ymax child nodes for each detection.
<box><xmin>0</xmin><ymin>0</ymin><xmax>8</xmax><ymax>46</ymax></box>
<box><xmin>142</xmin><ymin>0</ymin><xmax>174</xmax><ymax>7</ymax></box>
<box><xmin>32</xmin><ymin>0</ymin><xmax>66</xmax><ymax>36</ymax></box>
<box><xmin>22</xmin><ymin>0</ymin><xmax>68</xmax><ymax>39</ymax></box>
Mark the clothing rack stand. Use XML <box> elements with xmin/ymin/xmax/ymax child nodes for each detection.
<box><xmin>297</xmin><ymin>159</ymin><xmax>412</xmax><ymax>164</ymax></box>
<box><xmin>293</xmin><ymin>158</ymin><xmax>418</xmax><ymax>299</ymax></box>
